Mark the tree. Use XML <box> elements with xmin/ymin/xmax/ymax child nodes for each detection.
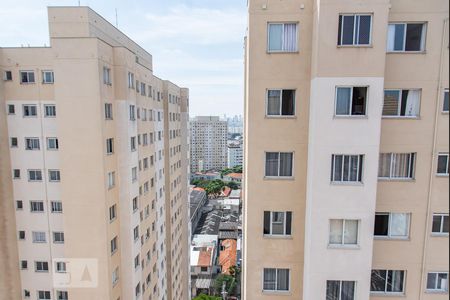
<box><xmin>205</xmin><ymin>180</ymin><xmax>225</xmax><ymax>198</ymax></box>
<box><xmin>225</xmin><ymin>181</ymin><xmax>239</xmax><ymax>190</ymax></box>
<box><xmin>192</xmin><ymin>294</ymin><xmax>221</xmax><ymax>300</ymax></box>
<box><xmin>214</xmin><ymin>274</ymin><xmax>237</xmax><ymax>296</ymax></box>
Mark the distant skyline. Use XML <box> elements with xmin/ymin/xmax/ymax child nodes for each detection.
<box><xmin>0</xmin><ymin>0</ymin><xmax>247</xmax><ymax>116</ymax></box>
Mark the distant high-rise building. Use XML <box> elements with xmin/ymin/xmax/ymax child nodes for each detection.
<box><xmin>190</xmin><ymin>116</ymin><xmax>228</xmax><ymax>172</ymax></box>
<box><xmin>243</xmin><ymin>1</ymin><xmax>449</xmax><ymax>300</ymax></box>
<box><xmin>0</xmin><ymin>7</ymin><xmax>190</xmax><ymax>300</ymax></box>
<box><xmin>228</xmin><ymin>142</ymin><xmax>243</xmax><ymax>168</ymax></box>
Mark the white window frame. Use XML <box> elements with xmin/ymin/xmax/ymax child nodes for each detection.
<box><xmin>431</xmin><ymin>214</ymin><xmax>449</xmax><ymax>236</ymax></box>
<box><xmin>4</xmin><ymin>70</ymin><xmax>12</xmax><ymax>81</ymax></box>
<box><xmin>32</xmin><ymin>232</ymin><xmax>46</xmax><ymax>243</ymax></box>
<box><xmin>378</xmin><ymin>153</ymin><xmax>416</xmax><ymax>180</ymax></box>
<box><xmin>370</xmin><ymin>270</ymin><xmax>406</xmax><ymax>294</ymax></box>
<box><xmin>374</xmin><ymin>213</ymin><xmax>410</xmax><ymax>239</ymax></box>
<box><xmin>30</xmin><ymin>201</ymin><xmax>44</xmax><ymax>213</ymax></box>
<box><xmin>42</xmin><ymin>71</ymin><xmax>54</xmax><ymax>84</ymax></box>
<box><xmin>128</xmin><ymin>72</ymin><xmax>135</xmax><ymax>89</ymax></box>
<box><xmin>264</xmin><ymin>211</ymin><xmax>292</xmax><ymax>236</ymax></box>
<box><xmin>264</xmin><ymin>151</ymin><xmax>294</xmax><ymax>178</ymax></box>
<box><xmin>103</xmin><ymin>67</ymin><xmax>111</xmax><ymax>85</ymax></box>
<box><xmin>331</xmin><ymin>154</ymin><xmax>364</xmax><ymax>183</ymax></box>
<box><xmin>130</xmin><ymin>105</ymin><xmax>136</xmax><ymax>121</ymax></box>
<box><xmin>265</xmin><ymin>89</ymin><xmax>296</xmax><ymax>117</ymax></box>
<box><xmin>51</xmin><ymin>201</ymin><xmax>62</xmax><ymax>213</ymax></box>
<box><xmin>20</xmin><ymin>71</ymin><xmax>35</xmax><ymax>84</ymax></box>
<box><xmin>111</xmin><ymin>236</ymin><xmax>118</xmax><ymax>254</ymax></box>
<box><xmin>443</xmin><ymin>88</ymin><xmax>449</xmax><ymax>113</ymax></box>
<box><xmin>426</xmin><ymin>272</ymin><xmax>449</xmax><ymax>293</ymax></box>
<box><xmin>35</xmin><ymin>261</ymin><xmax>49</xmax><ymax>272</ymax></box>
<box><xmin>334</xmin><ymin>86</ymin><xmax>368</xmax><ymax>117</ymax></box>
<box><xmin>37</xmin><ymin>290</ymin><xmax>51</xmax><ymax>300</ymax></box>
<box><xmin>329</xmin><ymin>219</ymin><xmax>360</xmax><ymax>246</ymax></box>
<box><xmin>105</xmin><ymin>103</ymin><xmax>113</xmax><ymax>120</ymax></box>
<box><xmin>49</xmin><ymin>170</ymin><xmax>61</xmax><ymax>182</ymax></box>
<box><xmin>25</xmin><ymin>137</ymin><xmax>40</xmax><ymax>150</ymax></box>
<box><xmin>107</xmin><ymin>171</ymin><xmax>115</xmax><ymax>189</ymax></box>
<box><xmin>387</xmin><ymin>22</ymin><xmax>427</xmax><ymax>53</ymax></box>
<box><xmin>109</xmin><ymin>204</ymin><xmax>117</xmax><ymax>221</ymax></box>
<box><xmin>23</xmin><ymin>104</ymin><xmax>37</xmax><ymax>117</ymax></box>
<box><xmin>326</xmin><ymin>280</ymin><xmax>357</xmax><ymax>300</ymax></box>
<box><xmin>106</xmin><ymin>138</ymin><xmax>114</xmax><ymax>155</ymax></box>
<box><xmin>46</xmin><ymin>137</ymin><xmax>58</xmax><ymax>150</ymax></box>
<box><xmin>262</xmin><ymin>268</ymin><xmax>290</xmax><ymax>292</ymax></box>
<box><xmin>437</xmin><ymin>153</ymin><xmax>449</xmax><ymax>176</ymax></box>
<box><xmin>267</xmin><ymin>22</ymin><xmax>299</xmax><ymax>53</ymax></box>
<box><xmin>382</xmin><ymin>89</ymin><xmax>421</xmax><ymax>118</ymax></box>
<box><xmin>28</xmin><ymin>169</ymin><xmax>43</xmax><ymax>182</ymax></box>
<box><xmin>338</xmin><ymin>13</ymin><xmax>373</xmax><ymax>46</ymax></box>
<box><xmin>53</xmin><ymin>232</ymin><xmax>64</xmax><ymax>244</ymax></box>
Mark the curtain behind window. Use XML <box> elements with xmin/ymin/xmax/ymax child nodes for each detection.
<box><xmin>267</xmin><ymin>90</ymin><xmax>281</xmax><ymax>115</ymax></box>
<box><xmin>390</xmin><ymin>213</ymin><xmax>409</xmax><ymax>237</ymax></box>
<box><xmin>344</xmin><ymin>220</ymin><xmax>358</xmax><ymax>244</ymax></box>
<box><xmin>266</xmin><ymin>152</ymin><xmax>279</xmax><ymax>176</ymax></box>
<box><xmin>392</xmin><ymin>153</ymin><xmax>410</xmax><ymax>178</ymax></box>
<box><xmin>403</xmin><ymin>90</ymin><xmax>420</xmax><ymax>116</ymax></box>
<box><xmin>378</xmin><ymin>153</ymin><xmax>391</xmax><ymax>177</ymax></box>
<box><xmin>383</xmin><ymin>90</ymin><xmax>401</xmax><ymax>116</ymax></box>
<box><xmin>279</xmin><ymin>152</ymin><xmax>293</xmax><ymax>176</ymax></box>
<box><xmin>283</xmin><ymin>24</ymin><xmax>298</xmax><ymax>52</ymax></box>
<box><xmin>341</xmin><ymin>281</ymin><xmax>355</xmax><ymax>300</ymax></box>
<box><xmin>263</xmin><ymin>269</ymin><xmax>276</xmax><ymax>290</ymax></box>
<box><xmin>330</xmin><ymin>220</ymin><xmax>343</xmax><ymax>244</ymax></box>
<box><xmin>387</xmin><ymin>270</ymin><xmax>404</xmax><ymax>292</ymax></box>
<box><xmin>277</xmin><ymin>269</ymin><xmax>290</xmax><ymax>291</ymax></box>
<box><xmin>326</xmin><ymin>281</ymin><xmax>340</xmax><ymax>300</ymax></box>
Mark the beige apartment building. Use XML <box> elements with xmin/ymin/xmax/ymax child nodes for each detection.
<box><xmin>243</xmin><ymin>0</ymin><xmax>449</xmax><ymax>300</ymax></box>
<box><xmin>0</xmin><ymin>7</ymin><xmax>190</xmax><ymax>300</ymax></box>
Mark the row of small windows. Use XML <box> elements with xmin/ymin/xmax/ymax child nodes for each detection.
<box><xmin>17</xmin><ymin>230</ymin><xmax>64</xmax><ymax>243</ymax></box>
<box><xmin>3</xmin><ymin>70</ymin><xmax>54</xmax><ymax>84</ymax></box>
<box><xmin>267</xmin><ymin>18</ymin><xmax>428</xmax><ymax>52</ymax></box>
<box><xmin>264</xmin><ymin>152</ymin><xmax>449</xmax><ymax>179</ymax></box>
<box><xmin>265</xmin><ymin>88</ymin><xmax>449</xmax><ymax>117</ymax></box>
<box><xmin>10</xmin><ymin>137</ymin><xmax>58</xmax><ymax>150</ymax></box>
<box><xmin>7</xmin><ymin>104</ymin><xmax>56</xmax><ymax>117</ymax></box>
<box><xmin>262</xmin><ymin>269</ymin><xmax>448</xmax><ymax>295</ymax></box>
<box><xmin>16</xmin><ymin>200</ymin><xmax>62</xmax><ymax>213</ymax></box>
<box><xmin>22</xmin><ymin>290</ymin><xmax>67</xmax><ymax>300</ymax></box>
<box><xmin>13</xmin><ymin>169</ymin><xmax>60</xmax><ymax>182</ymax></box>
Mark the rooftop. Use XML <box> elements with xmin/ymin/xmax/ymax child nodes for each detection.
<box><xmin>190</xmin><ymin>189</ymin><xmax>207</xmax><ymax>219</ymax></box>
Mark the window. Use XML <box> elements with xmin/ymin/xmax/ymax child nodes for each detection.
<box><xmin>19</xmin><ymin>231</ymin><xmax>26</xmax><ymax>240</ymax></box>
<box><xmin>443</xmin><ymin>89</ymin><xmax>449</xmax><ymax>112</ymax></box>
<box><xmin>374</xmin><ymin>213</ymin><xmax>410</xmax><ymax>238</ymax></box>
<box><xmin>21</xmin><ymin>260</ymin><xmax>28</xmax><ymax>269</ymax></box>
<box><xmin>20</xmin><ymin>71</ymin><xmax>35</xmax><ymax>83</ymax></box>
<box><xmin>132</xmin><ymin>167</ymin><xmax>138</xmax><ymax>182</ymax></box>
<box><xmin>30</xmin><ymin>201</ymin><xmax>44</xmax><ymax>212</ymax></box>
<box><xmin>335</xmin><ymin>87</ymin><xmax>367</xmax><ymax>116</ymax></box>
<box><xmin>23</xmin><ymin>105</ymin><xmax>37</xmax><ymax>117</ymax></box>
<box><xmin>42</xmin><ymin>71</ymin><xmax>54</xmax><ymax>84</ymax></box>
<box><xmin>130</xmin><ymin>136</ymin><xmax>137</xmax><ymax>151</ymax></box>
<box><xmin>371</xmin><ymin>270</ymin><xmax>405</xmax><ymax>293</ymax></box>
<box><xmin>111</xmin><ymin>236</ymin><xmax>118</xmax><ymax>254</ymax></box>
<box><xmin>378</xmin><ymin>153</ymin><xmax>416</xmax><ymax>179</ymax></box>
<box><xmin>37</xmin><ymin>291</ymin><xmax>51</xmax><ymax>300</ymax></box>
<box><xmin>338</xmin><ymin>14</ymin><xmax>372</xmax><ymax>46</ymax></box>
<box><xmin>51</xmin><ymin>201</ymin><xmax>63</xmax><ymax>213</ymax></box>
<box><xmin>329</xmin><ymin>219</ymin><xmax>359</xmax><ymax>246</ymax></box>
<box><xmin>437</xmin><ymin>153</ymin><xmax>449</xmax><ymax>175</ymax></box>
<box><xmin>383</xmin><ymin>89</ymin><xmax>420</xmax><ymax>117</ymax></box>
<box><xmin>44</xmin><ymin>104</ymin><xmax>56</xmax><ymax>117</ymax></box>
<box><xmin>16</xmin><ymin>200</ymin><xmax>23</xmax><ymax>210</ymax></box>
<box><xmin>25</xmin><ymin>138</ymin><xmax>40</xmax><ymax>150</ymax></box>
<box><xmin>106</xmin><ymin>138</ymin><xmax>114</xmax><ymax>155</ymax></box>
<box><xmin>140</xmin><ymin>82</ymin><xmax>146</xmax><ymax>96</ymax></box>
<box><xmin>331</xmin><ymin>155</ymin><xmax>364</xmax><ymax>183</ymax></box>
<box><xmin>427</xmin><ymin>272</ymin><xmax>448</xmax><ymax>292</ymax></box>
<box><xmin>432</xmin><ymin>214</ymin><xmax>449</xmax><ymax>235</ymax></box>
<box><xmin>4</xmin><ymin>70</ymin><xmax>12</xmax><ymax>81</ymax></box>
<box><xmin>47</xmin><ymin>138</ymin><xmax>59</xmax><ymax>150</ymax></box>
<box><xmin>56</xmin><ymin>291</ymin><xmax>68</xmax><ymax>300</ymax></box>
<box><xmin>387</xmin><ymin>23</ymin><xmax>426</xmax><ymax>52</ymax></box>
<box><xmin>128</xmin><ymin>72</ymin><xmax>135</xmax><ymax>89</ymax></box>
<box><xmin>134</xmin><ymin>226</ymin><xmax>139</xmax><ymax>241</ymax></box>
<box><xmin>266</xmin><ymin>89</ymin><xmax>295</xmax><ymax>116</ymax></box>
<box><xmin>263</xmin><ymin>211</ymin><xmax>292</xmax><ymax>236</ymax></box>
<box><xmin>265</xmin><ymin>152</ymin><xmax>293</xmax><ymax>177</ymax></box>
<box><xmin>263</xmin><ymin>268</ymin><xmax>290</xmax><ymax>291</ymax></box>
<box><xmin>134</xmin><ymin>254</ymin><xmax>140</xmax><ymax>268</ymax></box>
<box><xmin>35</xmin><ymin>261</ymin><xmax>49</xmax><ymax>272</ymax></box>
<box><xmin>112</xmin><ymin>267</ymin><xmax>119</xmax><ymax>285</ymax></box>
<box><xmin>135</xmin><ymin>283</ymin><xmax>141</xmax><ymax>297</ymax></box>
<box><xmin>327</xmin><ymin>280</ymin><xmax>356</xmax><ymax>300</ymax></box>
<box><xmin>109</xmin><ymin>204</ymin><xmax>117</xmax><ymax>221</ymax></box>
<box><xmin>268</xmin><ymin>23</ymin><xmax>298</xmax><ymax>52</ymax></box>
<box><xmin>32</xmin><ymin>232</ymin><xmax>46</xmax><ymax>243</ymax></box>
<box><xmin>53</xmin><ymin>232</ymin><xmax>64</xmax><ymax>243</ymax></box>
<box><xmin>133</xmin><ymin>197</ymin><xmax>139</xmax><ymax>212</ymax></box>
<box><xmin>107</xmin><ymin>172</ymin><xmax>115</xmax><ymax>188</ymax></box>
<box><xmin>103</xmin><ymin>67</ymin><xmax>111</xmax><ymax>85</ymax></box>
<box><xmin>105</xmin><ymin>103</ymin><xmax>113</xmax><ymax>119</ymax></box>
<box><xmin>130</xmin><ymin>105</ymin><xmax>136</xmax><ymax>121</ymax></box>
<box><xmin>7</xmin><ymin>104</ymin><xmax>15</xmax><ymax>114</ymax></box>
<box><xmin>49</xmin><ymin>170</ymin><xmax>61</xmax><ymax>182</ymax></box>
<box><xmin>56</xmin><ymin>263</ymin><xmax>67</xmax><ymax>273</ymax></box>
<box><xmin>11</xmin><ymin>137</ymin><xmax>18</xmax><ymax>147</ymax></box>
<box><xmin>13</xmin><ymin>169</ymin><xmax>20</xmax><ymax>179</ymax></box>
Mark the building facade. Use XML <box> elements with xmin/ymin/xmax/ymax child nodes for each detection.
<box><xmin>228</xmin><ymin>142</ymin><xmax>243</xmax><ymax>168</ymax></box>
<box><xmin>0</xmin><ymin>7</ymin><xmax>189</xmax><ymax>300</ymax></box>
<box><xmin>243</xmin><ymin>1</ymin><xmax>449</xmax><ymax>300</ymax></box>
<box><xmin>190</xmin><ymin>116</ymin><xmax>228</xmax><ymax>172</ymax></box>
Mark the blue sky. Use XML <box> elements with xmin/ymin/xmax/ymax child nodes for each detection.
<box><xmin>0</xmin><ymin>0</ymin><xmax>247</xmax><ymax>117</ymax></box>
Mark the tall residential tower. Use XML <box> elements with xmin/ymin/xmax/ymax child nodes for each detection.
<box><xmin>0</xmin><ymin>7</ymin><xmax>190</xmax><ymax>300</ymax></box>
<box><xmin>243</xmin><ymin>0</ymin><xmax>449</xmax><ymax>299</ymax></box>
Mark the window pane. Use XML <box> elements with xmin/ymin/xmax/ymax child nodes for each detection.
<box><xmin>329</xmin><ymin>219</ymin><xmax>343</xmax><ymax>244</ymax></box>
<box><xmin>272</xmin><ymin>212</ymin><xmax>285</xmax><ymax>235</ymax></box>
<box><xmin>326</xmin><ymin>281</ymin><xmax>340</xmax><ymax>300</ymax></box>
<box><xmin>432</xmin><ymin>215</ymin><xmax>442</xmax><ymax>233</ymax></box>
<box><xmin>378</xmin><ymin>153</ymin><xmax>392</xmax><ymax>178</ymax></box>
<box><xmin>427</xmin><ymin>273</ymin><xmax>437</xmax><ymax>290</ymax></box>
<box><xmin>265</xmin><ymin>152</ymin><xmax>279</xmax><ymax>176</ymax></box>
<box><xmin>277</xmin><ymin>269</ymin><xmax>289</xmax><ymax>291</ymax></box>
<box><xmin>392</xmin><ymin>153</ymin><xmax>410</xmax><ymax>178</ymax></box>
<box><xmin>279</xmin><ymin>152</ymin><xmax>293</xmax><ymax>176</ymax></box>
<box><xmin>267</xmin><ymin>90</ymin><xmax>281</xmax><ymax>115</ymax></box>
<box><xmin>338</xmin><ymin>15</ymin><xmax>343</xmax><ymax>45</ymax></box>
<box><xmin>264</xmin><ymin>212</ymin><xmax>271</xmax><ymax>235</ymax></box>
<box><xmin>437</xmin><ymin>155</ymin><xmax>448</xmax><ymax>174</ymax></box>
<box><xmin>349</xmin><ymin>155</ymin><xmax>359</xmax><ymax>181</ymax></box>
<box><xmin>336</xmin><ymin>88</ymin><xmax>351</xmax><ymax>115</ymax></box>
<box><xmin>342</xmin><ymin>16</ymin><xmax>355</xmax><ymax>45</ymax></box>
<box><xmin>358</xmin><ymin>15</ymin><xmax>371</xmax><ymax>45</ymax></box>
<box><xmin>371</xmin><ymin>270</ymin><xmax>387</xmax><ymax>292</ymax></box>
<box><xmin>268</xmin><ymin>24</ymin><xmax>283</xmax><ymax>51</ymax></box>
<box><xmin>444</xmin><ymin>91</ymin><xmax>449</xmax><ymax>111</ymax></box>
<box><xmin>263</xmin><ymin>268</ymin><xmax>276</xmax><ymax>290</ymax></box>
<box><xmin>374</xmin><ymin>214</ymin><xmax>389</xmax><ymax>236</ymax></box>
<box><xmin>401</xmin><ymin>90</ymin><xmax>420</xmax><ymax>116</ymax></box>
<box><xmin>390</xmin><ymin>213</ymin><xmax>409</xmax><ymax>237</ymax></box>
<box><xmin>341</xmin><ymin>281</ymin><xmax>355</xmax><ymax>300</ymax></box>
<box><xmin>283</xmin><ymin>24</ymin><xmax>297</xmax><ymax>52</ymax></box>
<box><xmin>285</xmin><ymin>212</ymin><xmax>292</xmax><ymax>235</ymax></box>
<box><xmin>437</xmin><ymin>273</ymin><xmax>448</xmax><ymax>290</ymax></box>
<box><xmin>344</xmin><ymin>220</ymin><xmax>358</xmax><ymax>244</ymax></box>
<box><xmin>281</xmin><ymin>90</ymin><xmax>295</xmax><ymax>115</ymax></box>
<box><xmin>343</xmin><ymin>156</ymin><xmax>350</xmax><ymax>181</ymax></box>
<box><xmin>443</xmin><ymin>216</ymin><xmax>449</xmax><ymax>233</ymax></box>
<box><xmin>383</xmin><ymin>90</ymin><xmax>401</xmax><ymax>116</ymax></box>
<box><xmin>333</xmin><ymin>155</ymin><xmax>343</xmax><ymax>181</ymax></box>
<box><xmin>351</xmin><ymin>87</ymin><xmax>367</xmax><ymax>115</ymax></box>
<box><xmin>405</xmin><ymin>24</ymin><xmax>423</xmax><ymax>51</ymax></box>
<box><xmin>394</xmin><ymin>24</ymin><xmax>406</xmax><ymax>51</ymax></box>
<box><xmin>387</xmin><ymin>270</ymin><xmax>404</xmax><ymax>292</ymax></box>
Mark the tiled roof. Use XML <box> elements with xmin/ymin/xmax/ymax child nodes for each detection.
<box><xmin>198</xmin><ymin>247</ymin><xmax>213</xmax><ymax>267</ymax></box>
<box><xmin>219</xmin><ymin>239</ymin><xmax>237</xmax><ymax>275</ymax></box>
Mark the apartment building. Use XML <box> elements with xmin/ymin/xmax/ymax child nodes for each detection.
<box><xmin>190</xmin><ymin>116</ymin><xmax>228</xmax><ymax>172</ymax></box>
<box><xmin>243</xmin><ymin>1</ymin><xmax>449</xmax><ymax>300</ymax></box>
<box><xmin>0</xmin><ymin>7</ymin><xmax>189</xmax><ymax>300</ymax></box>
<box><xmin>228</xmin><ymin>141</ymin><xmax>243</xmax><ymax>168</ymax></box>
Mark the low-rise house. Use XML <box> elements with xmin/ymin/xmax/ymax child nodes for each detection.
<box><xmin>219</xmin><ymin>239</ymin><xmax>237</xmax><ymax>275</ymax></box>
<box><xmin>191</xmin><ymin>171</ymin><xmax>221</xmax><ymax>181</ymax></box>
<box><xmin>190</xmin><ymin>234</ymin><xmax>219</xmax><ymax>297</ymax></box>
<box><xmin>223</xmin><ymin>172</ymin><xmax>242</xmax><ymax>183</ymax></box>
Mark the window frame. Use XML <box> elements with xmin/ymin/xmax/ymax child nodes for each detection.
<box><xmin>331</xmin><ymin>154</ymin><xmax>364</xmax><ymax>184</ymax></box>
<box><xmin>46</xmin><ymin>137</ymin><xmax>59</xmax><ymax>150</ymax></box>
<box><xmin>334</xmin><ymin>86</ymin><xmax>369</xmax><ymax>117</ymax></box>
<box><xmin>262</xmin><ymin>268</ymin><xmax>291</xmax><ymax>292</ymax></box>
<box><xmin>387</xmin><ymin>22</ymin><xmax>427</xmax><ymax>53</ymax></box>
<box><xmin>23</xmin><ymin>104</ymin><xmax>37</xmax><ymax>117</ymax></box>
<box><xmin>374</xmin><ymin>213</ymin><xmax>411</xmax><ymax>239</ymax></box>
<box><xmin>437</xmin><ymin>153</ymin><xmax>449</xmax><ymax>176</ymax></box>
<box><xmin>338</xmin><ymin>13</ymin><xmax>373</xmax><ymax>46</ymax></box>
<box><xmin>378</xmin><ymin>153</ymin><xmax>416</xmax><ymax>180</ymax></box>
<box><xmin>370</xmin><ymin>269</ymin><xmax>406</xmax><ymax>294</ymax></box>
<box><xmin>328</xmin><ymin>219</ymin><xmax>360</xmax><ymax>247</ymax></box>
<box><xmin>263</xmin><ymin>211</ymin><xmax>292</xmax><ymax>237</ymax></box>
<box><xmin>32</xmin><ymin>231</ymin><xmax>46</xmax><ymax>243</ymax></box>
<box><xmin>20</xmin><ymin>71</ymin><xmax>35</xmax><ymax>84</ymax></box>
<box><xmin>382</xmin><ymin>89</ymin><xmax>422</xmax><ymax>118</ymax></box>
<box><xmin>267</xmin><ymin>22</ymin><xmax>299</xmax><ymax>53</ymax></box>
<box><xmin>28</xmin><ymin>169</ymin><xmax>43</xmax><ymax>182</ymax></box>
<box><xmin>35</xmin><ymin>261</ymin><xmax>49</xmax><ymax>272</ymax></box>
<box><xmin>326</xmin><ymin>280</ymin><xmax>357</xmax><ymax>300</ymax></box>
<box><xmin>426</xmin><ymin>272</ymin><xmax>449</xmax><ymax>293</ymax></box>
<box><xmin>264</xmin><ymin>151</ymin><xmax>294</xmax><ymax>179</ymax></box>
<box><xmin>51</xmin><ymin>201</ymin><xmax>63</xmax><ymax>213</ymax></box>
<box><xmin>443</xmin><ymin>88</ymin><xmax>449</xmax><ymax>113</ymax></box>
<box><xmin>265</xmin><ymin>89</ymin><xmax>296</xmax><ymax>117</ymax></box>
<box><xmin>42</xmin><ymin>70</ymin><xmax>54</xmax><ymax>84</ymax></box>
<box><xmin>431</xmin><ymin>214</ymin><xmax>449</xmax><ymax>236</ymax></box>
<box><xmin>48</xmin><ymin>170</ymin><xmax>61</xmax><ymax>182</ymax></box>
<box><xmin>4</xmin><ymin>70</ymin><xmax>12</xmax><ymax>81</ymax></box>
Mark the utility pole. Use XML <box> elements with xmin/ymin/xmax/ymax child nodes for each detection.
<box><xmin>221</xmin><ymin>281</ymin><xmax>227</xmax><ymax>300</ymax></box>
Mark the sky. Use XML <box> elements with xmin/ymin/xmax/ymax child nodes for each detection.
<box><xmin>0</xmin><ymin>0</ymin><xmax>247</xmax><ymax>117</ymax></box>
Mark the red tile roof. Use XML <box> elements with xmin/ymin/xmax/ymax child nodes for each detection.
<box><xmin>219</xmin><ymin>239</ymin><xmax>237</xmax><ymax>275</ymax></box>
<box><xmin>198</xmin><ymin>247</ymin><xmax>213</xmax><ymax>267</ymax></box>
<box><xmin>221</xmin><ymin>186</ymin><xmax>232</xmax><ymax>197</ymax></box>
<box><xmin>226</xmin><ymin>173</ymin><xmax>242</xmax><ymax>179</ymax></box>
